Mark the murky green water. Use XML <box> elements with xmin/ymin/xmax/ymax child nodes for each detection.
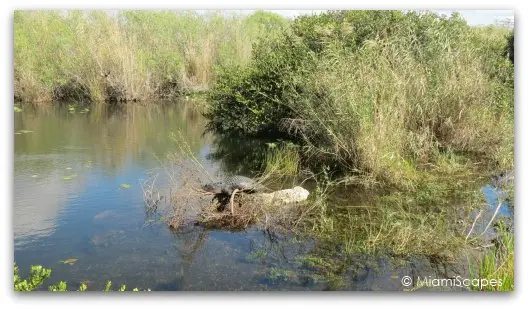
<box><xmin>15</xmin><ymin>101</ymin><xmax>505</xmax><ymax>291</ymax></box>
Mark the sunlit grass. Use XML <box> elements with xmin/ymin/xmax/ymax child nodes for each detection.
<box><xmin>470</xmin><ymin>222</ymin><xmax>514</xmax><ymax>291</ymax></box>
<box><xmin>14</xmin><ymin>10</ymin><xmax>289</xmax><ymax>103</ymax></box>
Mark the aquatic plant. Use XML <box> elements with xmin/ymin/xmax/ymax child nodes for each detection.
<box><xmin>14</xmin><ymin>263</ymin><xmax>145</xmax><ymax>292</ymax></box>
<box><xmin>470</xmin><ymin>222</ymin><xmax>514</xmax><ymax>291</ymax></box>
<box><xmin>14</xmin><ymin>263</ymin><xmax>51</xmax><ymax>291</ymax></box>
<box><xmin>266</xmin><ymin>267</ymin><xmax>297</xmax><ymax>282</ymax></box>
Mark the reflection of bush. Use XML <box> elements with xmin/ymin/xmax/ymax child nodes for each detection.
<box><xmin>14</xmin><ymin>103</ymin><xmax>207</xmax><ymax>175</ymax></box>
<box><xmin>207</xmin><ymin>133</ymin><xmax>271</xmax><ymax>176</ymax></box>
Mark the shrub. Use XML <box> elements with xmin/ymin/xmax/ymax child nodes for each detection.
<box><xmin>206</xmin><ymin>10</ymin><xmax>514</xmax><ymax>184</ymax></box>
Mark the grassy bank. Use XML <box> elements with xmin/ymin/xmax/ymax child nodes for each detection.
<box><xmin>14</xmin><ymin>10</ymin><xmax>289</xmax><ymax>103</ymax></box>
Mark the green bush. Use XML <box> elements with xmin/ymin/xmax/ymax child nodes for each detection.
<box><xmin>207</xmin><ymin>32</ymin><xmax>315</xmax><ymax>136</ymax></box>
<box><xmin>14</xmin><ymin>263</ymin><xmax>143</xmax><ymax>292</ymax></box>
<box><xmin>14</xmin><ymin>264</ymin><xmax>51</xmax><ymax>291</ymax></box>
<box><xmin>207</xmin><ymin>10</ymin><xmax>514</xmax><ymax>184</ymax></box>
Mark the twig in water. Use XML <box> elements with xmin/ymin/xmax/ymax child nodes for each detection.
<box><xmin>480</xmin><ymin>202</ymin><xmax>503</xmax><ymax>237</ymax></box>
<box><xmin>466</xmin><ymin>210</ymin><xmax>482</xmax><ymax>241</ymax></box>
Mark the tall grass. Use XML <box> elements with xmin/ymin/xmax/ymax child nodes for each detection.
<box><xmin>470</xmin><ymin>222</ymin><xmax>514</xmax><ymax>291</ymax></box>
<box><xmin>14</xmin><ymin>10</ymin><xmax>289</xmax><ymax>103</ymax></box>
<box><xmin>208</xmin><ymin>11</ymin><xmax>514</xmax><ymax>186</ymax></box>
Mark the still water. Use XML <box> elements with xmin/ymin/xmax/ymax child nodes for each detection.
<box><xmin>14</xmin><ymin>101</ymin><xmax>500</xmax><ymax>291</ymax></box>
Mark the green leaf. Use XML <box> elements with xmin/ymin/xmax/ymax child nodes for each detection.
<box><xmin>49</xmin><ymin>281</ymin><xmax>68</xmax><ymax>292</ymax></box>
<box><xmin>14</xmin><ymin>264</ymin><xmax>52</xmax><ymax>291</ymax></box>
<box><xmin>104</xmin><ymin>281</ymin><xmax>112</xmax><ymax>292</ymax></box>
<box><xmin>120</xmin><ymin>183</ymin><xmax>131</xmax><ymax>189</ymax></box>
<box><xmin>14</xmin><ymin>106</ymin><xmax>23</xmax><ymax>112</ymax></box>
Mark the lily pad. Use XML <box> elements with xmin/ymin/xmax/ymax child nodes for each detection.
<box><xmin>14</xmin><ymin>106</ymin><xmax>23</xmax><ymax>112</ymax></box>
<box><xmin>18</xmin><ymin>130</ymin><xmax>33</xmax><ymax>134</ymax></box>
<box><xmin>120</xmin><ymin>183</ymin><xmax>131</xmax><ymax>189</ymax></box>
<box><xmin>66</xmin><ymin>167</ymin><xmax>72</xmax><ymax>170</ymax></box>
<box><xmin>60</xmin><ymin>258</ymin><xmax>78</xmax><ymax>265</ymax></box>
<box><xmin>31</xmin><ymin>174</ymin><xmax>39</xmax><ymax>178</ymax></box>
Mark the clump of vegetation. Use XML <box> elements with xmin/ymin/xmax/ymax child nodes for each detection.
<box><xmin>14</xmin><ymin>10</ymin><xmax>289</xmax><ymax>103</ymax></box>
<box><xmin>14</xmin><ymin>263</ymin><xmax>51</xmax><ymax>291</ymax></box>
<box><xmin>208</xmin><ymin>10</ymin><xmax>514</xmax><ymax>186</ymax></box>
<box><xmin>14</xmin><ymin>263</ymin><xmax>144</xmax><ymax>292</ymax></box>
<box><xmin>266</xmin><ymin>267</ymin><xmax>297</xmax><ymax>282</ymax></box>
<box><xmin>470</xmin><ymin>222</ymin><xmax>514</xmax><ymax>291</ymax></box>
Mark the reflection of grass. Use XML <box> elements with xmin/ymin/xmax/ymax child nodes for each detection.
<box><xmin>15</xmin><ymin>103</ymin><xmax>207</xmax><ymax>177</ymax></box>
<box><xmin>296</xmin><ymin>170</ymin><xmax>486</xmax><ymax>261</ymax></box>
<box><xmin>263</xmin><ymin>143</ymin><xmax>300</xmax><ymax>177</ymax></box>
<box><xmin>62</xmin><ymin>174</ymin><xmax>78</xmax><ymax>180</ymax></box>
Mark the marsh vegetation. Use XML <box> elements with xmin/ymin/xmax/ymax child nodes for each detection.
<box><xmin>14</xmin><ymin>10</ymin><xmax>514</xmax><ymax>291</ymax></box>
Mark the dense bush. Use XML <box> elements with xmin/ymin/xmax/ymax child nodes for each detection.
<box><xmin>206</xmin><ymin>32</ymin><xmax>315</xmax><ymax>136</ymax></box>
<box><xmin>207</xmin><ymin>10</ymin><xmax>514</xmax><ymax>184</ymax></box>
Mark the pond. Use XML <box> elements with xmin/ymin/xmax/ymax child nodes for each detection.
<box><xmin>13</xmin><ymin>101</ymin><xmax>509</xmax><ymax>291</ymax></box>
